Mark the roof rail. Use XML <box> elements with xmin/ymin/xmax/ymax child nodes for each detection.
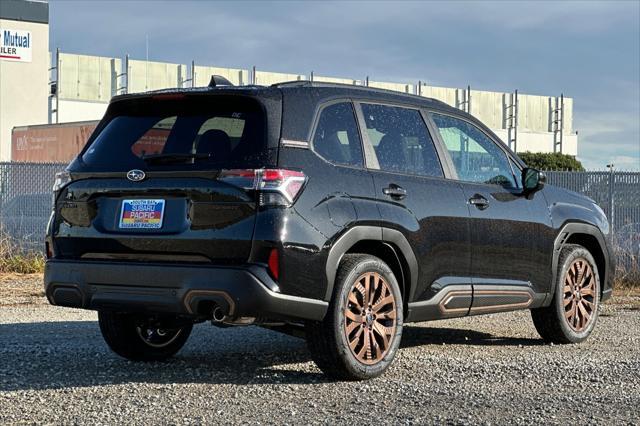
<box><xmin>271</xmin><ymin>80</ymin><xmax>449</xmax><ymax>105</ymax></box>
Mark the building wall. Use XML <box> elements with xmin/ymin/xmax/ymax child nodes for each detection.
<box><xmin>193</xmin><ymin>65</ymin><xmax>249</xmax><ymax>86</ymax></box>
<box><xmin>43</xmin><ymin>56</ymin><xmax>578</xmax><ymax>157</ymax></box>
<box><xmin>419</xmin><ymin>85</ymin><xmax>458</xmax><ymax>107</ymax></box>
<box><xmin>254</xmin><ymin>70</ymin><xmax>305</xmax><ymax>85</ymax></box>
<box><xmin>469</xmin><ymin>89</ymin><xmax>504</xmax><ymax>130</ymax></box>
<box><xmin>313</xmin><ymin>75</ymin><xmax>360</xmax><ymax>85</ymax></box>
<box><xmin>368</xmin><ymin>80</ymin><xmax>413</xmax><ymax>93</ymax></box>
<box><xmin>45</xmin><ymin>53</ymin><xmax>578</xmax><ymax>145</ymax></box>
<box><xmin>57</xmin><ymin>99</ymin><xmax>108</xmax><ymax>123</ymax></box>
<box><xmin>0</xmin><ymin>17</ymin><xmax>49</xmax><ymax>161</ymax></box>
<box><xmin>127</xmin><ymin>59</ymin><xmax>187</xmax><ymax>93</ymax></box>
<box><xmin>493</xmin><ymin>129</ymin><xmax>577</xmax><ymax>156</ymax></box>
<box><xmin>56</xmin><ymin>53</ymin><xmax>121</xmax><ymax>102</ymax></box>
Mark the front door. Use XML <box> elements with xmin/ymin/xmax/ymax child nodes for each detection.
<box><xmin>429</xmin><ymin>112</ymin><xmax>553</xmax><ymax>313</ymax></box>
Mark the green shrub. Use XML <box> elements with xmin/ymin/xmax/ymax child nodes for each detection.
<box><xmin>518</xmin><ymin>151</ymin><xmax>585</xmax><ymax>171</ymax></box>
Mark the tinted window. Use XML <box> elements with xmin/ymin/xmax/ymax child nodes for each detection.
<box><xmin>509</xmin><ymin>158</ymin><xmax>523</xmax><ymax>189</ymax></box>
<box><xmin>431</xmin><ymin>113</ymin><xmax>517</xmax><ymax>188</ymax></box>
<box><xmin>361</xmin><ymin>104</ymin><xmax>443</xmax><ymax>177</ymax></box>
<box><xmin>312</xmin><ymin>102</ymin><xmax>363</xmax><ymax>167</ymax></box>
<box><xmin>81</xmin><ymin>96</ymin><xmax>266</xmax><ymax>171</ymax></box>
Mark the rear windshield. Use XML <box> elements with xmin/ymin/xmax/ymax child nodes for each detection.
<box><xmin>81</xmin><ymin>95</ymin><xmax>267</xmax><ymax>170</ymax></box>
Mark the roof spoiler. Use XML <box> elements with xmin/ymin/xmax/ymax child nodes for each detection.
<box><xmin>209</xmin><ymin>75</ymin><xmax>234</xmax><ymax>87</ymax></box>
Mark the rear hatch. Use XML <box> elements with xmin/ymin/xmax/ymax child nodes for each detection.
<box><xmin>52</xmin><ymin>91</ymin><xmax>281</xmax><ymax>264</ymax></box>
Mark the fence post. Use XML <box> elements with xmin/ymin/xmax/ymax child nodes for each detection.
<box><xmin>607</xmin><ymin>164</ymin><xmax>615</xmax><ymax>242</ymax></box>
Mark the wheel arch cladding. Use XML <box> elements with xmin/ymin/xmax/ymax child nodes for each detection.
<box><xmin>324</xmin><ymin>226</ymin><xmax>418</xmax><ymax>305</ymax></box>
<box><xmin>554</xmin><ymin>223</ymin><xmax>610</xmax><ymax>298</ymax></box>
<box><xmin>345</xmin><ymin>240</ymin><xmax>409</xmax><ymax>310</ymax></box>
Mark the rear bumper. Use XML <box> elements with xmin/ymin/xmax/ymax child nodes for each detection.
<box><xmin>44</xmin><ymin>260</ymin><xmax>328</xmax><ymax>321</ymax></box>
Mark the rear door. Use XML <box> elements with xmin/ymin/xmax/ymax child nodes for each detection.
<box><xmin>53</xmin><ymin>94</ymin><xmax>276</xmax><ymax>264</ymax></box>
<box><xmin>356</xmin><ymin>102</ymin><xmax>472</xmax><ymax>316</ymax></box>
<box><xmin>429</xmin><ymin>112</ymin><xmax>553</xmax><ymax>309</ymax></box>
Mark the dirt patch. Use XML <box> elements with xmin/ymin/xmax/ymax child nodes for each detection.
<box><xmin>0</xmin><ymin>273</ymin><xmax>46</xmax><ymax>306</ymax></box>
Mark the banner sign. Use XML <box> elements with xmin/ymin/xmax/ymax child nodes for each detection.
<box><xmin>0</xmin><ymin>29</ymin><xmax>32</xmax><ymax>62</ymax></box>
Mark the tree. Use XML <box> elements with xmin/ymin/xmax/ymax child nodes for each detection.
<box><xmin>517</xmin><ymin>151</ymin><xmax>585</xmax><ymax>171</ymax></box>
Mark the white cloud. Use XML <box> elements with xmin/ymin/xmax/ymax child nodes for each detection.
<box><xmin>575</xmin><ymin>111</ymin><xmax>640</xmax><ymax>170</ymax></box>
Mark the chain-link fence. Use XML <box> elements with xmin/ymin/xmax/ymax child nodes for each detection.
<box><xmin>0</xmin><ymin>163</ymin><xmax>638</xmax><ymax>271</ymax></box>
<box><xmin>545</xmin><ymin>170</ymin><xmax>640</xmax><ymax>284</ymax></box>
<box><xmin>545</xmin><ymin>170</ymin><xmax>640</xmax><ymax>235</ymax></box>
<box><xmin>0</xmin><ymin>162</ymin><xmax>67</xmax><ymax>250</ymax></box>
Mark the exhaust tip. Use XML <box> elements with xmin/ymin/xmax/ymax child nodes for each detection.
<box><xmin>212</xmin><ymin>305</ymin><xmax>226</xmax><ymax>323</ymax></box>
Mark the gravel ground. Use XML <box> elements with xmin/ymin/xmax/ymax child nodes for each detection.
<box><xmin>1</xmin><ymin>275</ymin><xmax>639</xmax><ymax>425</ymax></box>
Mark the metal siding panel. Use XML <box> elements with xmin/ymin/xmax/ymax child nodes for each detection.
<box><xmin>128</xmin><ymin>59</ymin><xmax>185</xmax><ymax>93</ymax></box>
<box><xmin>254</xmin><ymin>71</ymin><xmax>305</xmax><ymax>85</ymax></box>
<box><xmin>193</xmin><ymin>66</ymin><xmax>249</xmax><ymax>86</ymax></box>
<box><xmin>368</xmin><ymin>80</ymin><xmax>414</xmax><ymax>93</ymax></box>
<box><xmin>313</xmin><ymin>75</ymin><xmax>359</xmax><ymax>85</ymax></box>
<box><xmin>419</xmin><ymin>86</ymin><xmax>457</xmax><ymax>107</ymax></box>
<box><xmin>470</xmin><ymin>89</ymin><xmax>503</xmax><ymax>130</ymax></box>
<box><xmin>57</xmin><ymin>53</ymin><xmax>121</xmax><ymax>102</ymax></box>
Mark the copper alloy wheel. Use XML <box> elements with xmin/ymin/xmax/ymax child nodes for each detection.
<box><xmin>344</xmin><ymin>272</ymin><xmax>397</xmax><ymax>365</ymax></box>
<box><xmin>563</xmin><ymin>258</ymin><xmax>597</xmax><ymax>332</ymax></box>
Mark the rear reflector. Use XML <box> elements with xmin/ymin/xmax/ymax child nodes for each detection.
<box><xmin>219</xmin><ymin>169</ymin><xmax>306</xmax><ymax>206</ymax></box>
<box><xmin>268</xmin><ymin>248</ymin><xmax>279</xmax><ymax>280</ymax></box>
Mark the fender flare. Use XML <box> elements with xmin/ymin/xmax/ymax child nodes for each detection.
<box><xmin>324</xmin><ymin>226</ymin><xmax>418</xmax><ymax>301</ymax></box>
<box><xmin>550</xmin><ymin>222</ymin><xmax>609</xmax><ymax>302</ymax></box>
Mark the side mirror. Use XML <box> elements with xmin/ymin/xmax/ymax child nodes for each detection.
<box><xmin>522</xmin><ymin>168</ymin><xmax>546</xmax><ymax>194</ymax></box>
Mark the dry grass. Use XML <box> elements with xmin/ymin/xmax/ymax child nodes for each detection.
<box><xmin>613</xmin><ymin>247</ymin><xmax>640</xmax><ymax>290</ymax></box>
<box><xmin>0</xmin><ymin>234</ymin><xmax>46</xmax><ymax>274</ymax></box>
<box><xmin>0</xmin><ymin>273</ymin><xmax>45</xmax><ymax>306</ymax></box>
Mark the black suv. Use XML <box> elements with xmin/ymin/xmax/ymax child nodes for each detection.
<box><xmin>45</xmin><ymin>81</ymin><xmax>613</xmax><ymax>380</ymax></box>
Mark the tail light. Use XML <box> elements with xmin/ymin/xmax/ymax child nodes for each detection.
<box><xmin>219</xmin><ymin>169</ymin><xmax>306</xmax><ymax>206</ymax></box>
<box><xmin>45</xmin><ymin>242</ymin><xmax>53</xmax><ymax>259</ymax></box>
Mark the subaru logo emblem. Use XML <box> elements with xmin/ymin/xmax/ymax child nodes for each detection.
<box><xmin>126</xmin><ymin>169</ymin><xmax>146</xmax><ymax>182</ymax></box>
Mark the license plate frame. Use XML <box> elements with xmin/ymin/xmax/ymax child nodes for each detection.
<box><xmin>118</xmin><ymin>199</ymin><xmax>166</xmax><ymax>229</ymax></box>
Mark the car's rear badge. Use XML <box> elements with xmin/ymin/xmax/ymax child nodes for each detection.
<box><xmin>126</xmin><ymin>169</ymin><xmax>146</xmax><ymax>182</ymax></box>
<box><xmin>119</xmin><ymin>199</ymin><xmax>165</xmax><ymax>229</ymax></box>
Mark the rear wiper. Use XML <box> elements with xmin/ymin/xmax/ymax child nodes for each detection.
<box><xmin>141</xmin><ymin>153</ymin><xmax>211</xmax><ymax>164</ymax></box>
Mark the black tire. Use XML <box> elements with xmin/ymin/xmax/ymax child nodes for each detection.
<box><xmin>306</xmin><ymin>254</ymin><xmax>403</xmax><ymax>380</ymax></box>
<box><xmin>98</xmin><ymin>311</ymin><xmax>193</xmax><ymax>361</ymax></box>
<box><xmin>531</xmin><ymin>244</ymin><xmax>600</xmax><ymax>344</ymax></box>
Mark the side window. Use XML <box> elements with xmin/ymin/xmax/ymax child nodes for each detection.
<box><xmin>360</xmin><ymin>103</ymin><xmax>443</xmax><ymax>178</ymax></box>
<box><xmin>431</xmin><ymin>113</ymin><xmax>518</xmax><ymax>188</ymax></box>
<box><xmin>312</xmin><ymin>102</ymin><xmax>363</xmax><ymax>167</ymax></box>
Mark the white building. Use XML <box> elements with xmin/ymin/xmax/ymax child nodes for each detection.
<box><xmin>0</xmin><ymin>0</ymin><xmax>49</xmax><ymax>161</ymax></box>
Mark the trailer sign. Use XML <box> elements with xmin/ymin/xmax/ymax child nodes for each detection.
<box><xmin>0</xmin><ymin>29</ymin><xmax>32</xmax><ymax>62</ymax></box>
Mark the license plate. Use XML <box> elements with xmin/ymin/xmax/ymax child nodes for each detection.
<box><xmin>119</xmin><ymin>199</ymin><xmax>165</xmax><ymax>229</ymax></box>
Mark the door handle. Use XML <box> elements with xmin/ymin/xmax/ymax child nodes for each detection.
<box><xmin>383</xmin><ymin>184</ymin><xmax>407</xmax><ymax>200</ymax></box>
<box><xmin>469</xmin><ymin>194</ymin><xmax>489</xmax><ymax>210</ymax></box>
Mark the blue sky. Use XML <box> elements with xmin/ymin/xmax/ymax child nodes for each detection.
<box><xmin>49</xmin><ymin>0</ymin><xmax>639</xmax><ymax>170</ymax></box>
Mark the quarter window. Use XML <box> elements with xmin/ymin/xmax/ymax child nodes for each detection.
<box><xmin>360</xmin><ymin>104</ymin><xmax>443</xmax><ymax>178</ymax></box>
<box><xmin>431</xmin><ymin>113</ymin><xmax>518</xmax><ymax>188</ymax></box>
<box><xmin>312</xmin><ymin>102</ymin><xmax>363</xmax><ymax>167</ymax></box>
